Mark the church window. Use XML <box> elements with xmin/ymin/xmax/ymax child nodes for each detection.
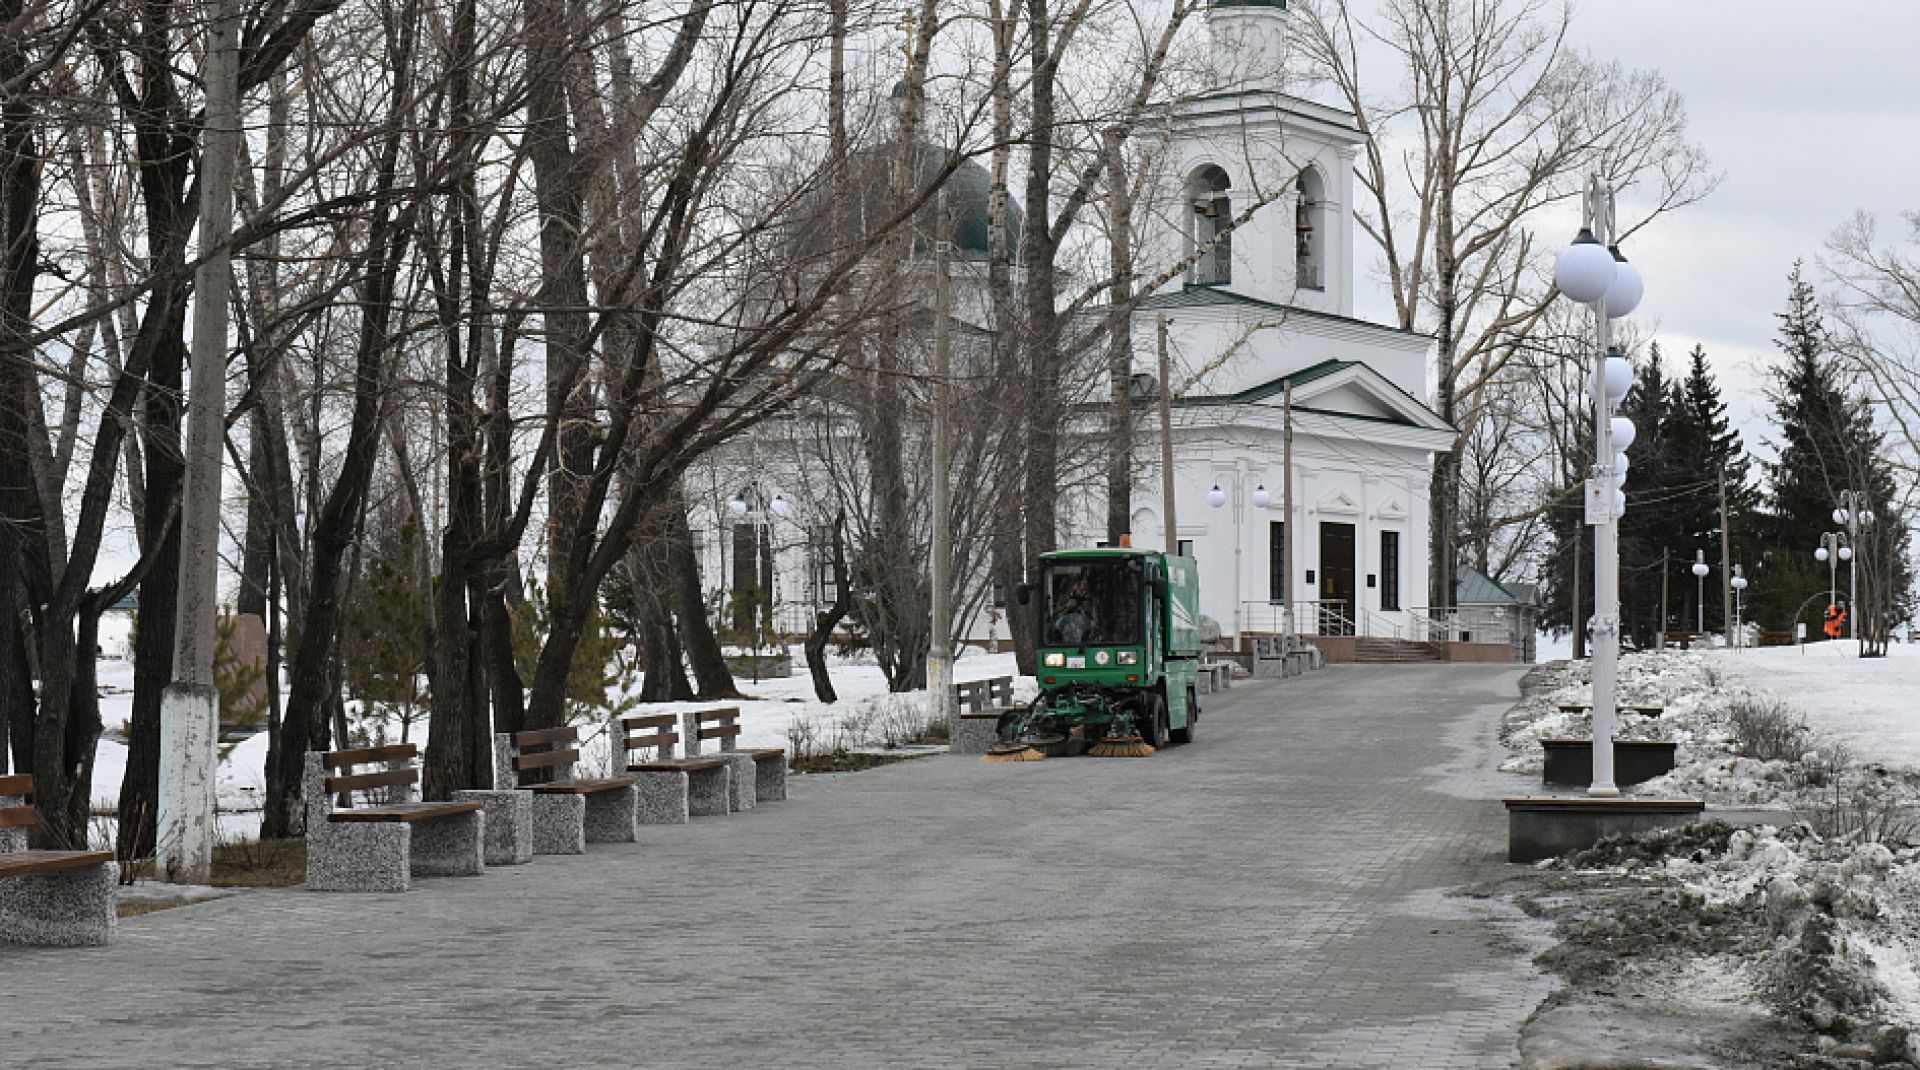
<box><xmin>1188</xmin><ymin>165</ymin><xmax>1232</xmax><ymax>285</ymax></box>
<box><xmin>1295</xmin><ymin>166</ymin><xmax>1326</xmax><ymax>291</ymax></box>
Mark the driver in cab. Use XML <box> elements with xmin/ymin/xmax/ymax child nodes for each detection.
<box><xmin>1052</xmin><ymin>575</ymin><xmax>1098</xmax><ymax>647</ymax></box>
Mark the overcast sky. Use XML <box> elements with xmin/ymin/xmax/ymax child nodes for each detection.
<box><xmin>1347</xmin><ymin>0</ymin><xmax>1920</xmax><ymax>464</ymax></box>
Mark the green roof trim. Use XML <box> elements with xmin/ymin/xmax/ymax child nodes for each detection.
<box><xmin>1136</xmin><ymin>284</ymin><xmax>1429</xmax><ymax>339</ymax></box>
<box><xmin>1169</xmin><ymin>358</ymin><xmax>1457</xmax><ymax>435</ymax></box>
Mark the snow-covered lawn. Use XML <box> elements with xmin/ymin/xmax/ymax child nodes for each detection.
<box><xmin>84</xmin><ymin>647</ymin><xmax>1033</xmax><ymax>818</ymax></box>
<box><xmin>1712</xmin><ymin>641</ymin><xmax>1920</xmax><ymax>771</ymax></box>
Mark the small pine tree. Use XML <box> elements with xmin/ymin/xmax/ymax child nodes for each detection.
<box><xmin>342</xmin><ymin>520</ymin><xmax>433</xmax><ymax>743</ymax></box>
<box><xmin>511</xmin><ymin>575</ymin><xmax>640</xmax><ymax>726</ymax></box>
<box><xmin>1754</xmin><ymin>264</ymin><xmax>1912</xmax><ymax>647</ymax></box>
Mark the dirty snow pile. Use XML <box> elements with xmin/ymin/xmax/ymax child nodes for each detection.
<box><xmin>1502</xmin><ymin>648</ymin><xmax>1920</xmax><ymax>810</ymax></box>
<box><xmin>1546</xmin><ymin>821</ymin><xmax>1920</xmax><ymax>1064</ymax></box>
<box><xmin>1499</xmin><ymin>650</ymin><xmax>1736</xmax><ymax>776</ymax></box>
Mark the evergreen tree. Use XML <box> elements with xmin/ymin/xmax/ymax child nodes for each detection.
<box><xmin>1753</xmin><ymin>264</ymin><xmax>1912</xmax><ymax>649</ymax></box>
<box><xmin>1656</xmin><ymin>342</ymin><xmax>1761</xmax><ymax>636</ymax></box>
<box><xmin>1616</xmin><ymin>343</ymin><xmax>1679</xmax><ymax>648</ymax></box>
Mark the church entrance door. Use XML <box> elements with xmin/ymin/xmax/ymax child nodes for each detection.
<box><xmin>1318</xmin><ymin>522</ymin><xmax>1356</xmax><ymax>636</ymax></box>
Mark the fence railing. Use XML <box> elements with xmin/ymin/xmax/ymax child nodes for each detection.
<box><xmin>1237</xmin><ymin>602</ymin><xmax>1517</xmax><ymax>649</ymax></box>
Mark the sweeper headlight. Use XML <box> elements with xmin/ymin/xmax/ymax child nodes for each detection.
<box><xmin>1043</xmin><ymin>652</ymin><xmax>1066</xmax><ymax>667</ymax></box>
<box><xmin>1116</xmin><ymin>650</ymin><xmax>1138</xmax><ymax>665</ymax></box>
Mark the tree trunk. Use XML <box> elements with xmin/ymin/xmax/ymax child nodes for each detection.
<box><xmin>803</xmin><ymin>511</ymin><xmax>851</xmax><ymax>703</ymax></box>
<box><xmin>667</xmin><ymin>494</ymin><xmax>737</xmax><ymax>699</ymax></box>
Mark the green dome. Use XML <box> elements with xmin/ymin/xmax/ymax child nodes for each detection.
<box><xmin>794</xmin><ymin>141</ymin><xmax>1022</xmax><ymax>263</ymax></box>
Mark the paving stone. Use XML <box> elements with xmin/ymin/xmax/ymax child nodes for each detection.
<box><xmin>4</xmin><ymin>665</ymin><xmax>1551</xmax><ymax>1068</ymax></box>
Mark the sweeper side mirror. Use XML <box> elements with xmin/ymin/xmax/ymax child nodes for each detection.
<box><xmin>1015</xmin><ymin>583</ymin><xmax>1032</xmax><ymax>606</ymax></box>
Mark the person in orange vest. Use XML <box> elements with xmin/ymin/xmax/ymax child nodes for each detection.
<box><xmin>1824</xmin><ymin>602</ymin><xmax>1847</xmax><ymax>640</ymax></box>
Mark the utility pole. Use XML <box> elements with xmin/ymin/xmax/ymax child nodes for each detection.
<box><xmin>1158</xmin><ymin>313</ymin><xmax>1176</xmax><ymax>552</ymax></box>
<box><xmin>158</xmin><ymin>0</ymin><xmax>240</xmax><ymax>884</ymax></box>
<box><xmin>1718</xmin><ymin>468</ymin><xmax>1733</xmax><ymax>647</ymax></box>
<box><xmin>1281</xmin><ymin>381</ymin><xmax>1294</xmax><ymax>636</ymax></box>
<box><xmin>929</xmin><ymin>193</ymin><xmax>954</xmax><ymax>731</ymax></box>
<box><xmin>1659</xmin><ymin>545</ymin><xmax>1670</xmax><ymax>649</ymax></box>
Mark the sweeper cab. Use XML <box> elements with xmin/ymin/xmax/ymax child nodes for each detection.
<box><xmin>987</xmin><ymin>547</ymin><xmax>1202</xmax><ymax>760</ymax></box>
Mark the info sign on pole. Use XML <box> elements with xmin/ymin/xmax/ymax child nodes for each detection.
<box><xmin>1584</xmin><ymin>476</ymin><xmax>1610</xmax><ymax>526</ymax></box>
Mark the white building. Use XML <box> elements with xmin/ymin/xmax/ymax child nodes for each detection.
<box><xmin>1070</xmin><ymin>1</ymin><xmax>1456</xmax><ymax>652</ymax></box>
<box><xmin>689</xmin><ymin>0</ymin><xmax>1461</xmax><ymax>658</ymax></box>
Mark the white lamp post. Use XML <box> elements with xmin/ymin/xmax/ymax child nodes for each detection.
<box><xmin>1730</xmin><ymin>565</ymin><xmax>1748</xmax><ymax>651</ymax></box>
<box><xmin>1691</xmin><ymin>551</ymin><xmax>1709</xmax><ymax>633</ymax></box>
<box><xmin>1834</xmin><ymin>490</ymin><xmax>1872</xmax><ymax>647</ymax></box>
<box><xmin>1553</xmin><ymin>175</ymin><xmax>1639</xmax><ymax>799</ymax></box>
<box><xmin>1208</xmin><ymin>473</ymin><xmax>1274</xmax><ymax>640</ymax></box>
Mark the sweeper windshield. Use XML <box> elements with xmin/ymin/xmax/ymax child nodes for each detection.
<box><xmin>1040</xmin><ymin>558</ymin><xmax>1144</xmax><ymax>648</ymax></box>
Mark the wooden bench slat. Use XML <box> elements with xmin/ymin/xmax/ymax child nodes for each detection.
<box><xmin>324</xmin><ymin>743</ymin><xmax>418</xmax><ymax>770</ymax></box>
<box><xmin>514</xmin><ymin>726</ymin><xmax>579</xmax><ymax>747</ymax></box>
<box><xmin>0</xmin><ymin>774</ymin><xmax>30</xmax><ymax>796</ymax></box>
<box><xmin>742</xmin><ymin>748</ymin><xmax>786</xmax><ymax>759</ymax></box>
<box><xmin>0</xmin><ymin>850</ymin><xmax>114</xmax><ymax>878</ymax></box>
<box><xmin>325</xmin><ymin>767</ymin><xmax>419</xmax><ymax>795</ymax></box>
<box><xmin>0</xmin><ymin>806</ymin><xmax>37</xmax><ymax>829</ymax></box>
<box><xmin>623</xmin><ymin>714</ymin><xmax>677</xmax><ymax>731</ymax></box>
<box><xmin>696</xmin><ymin>725</ymin><xmax>742</xmax><ymax>741</ymax></box>
<box><xmin>513</xmin><ymin>748</ymin><xmax>581</xmax><ymax>772</ymax></box>
<box><xmin>527</xmin><ymin>777</ymin><xmax>630</xmax><ymax>795</ymax></box>
<box><xmin>328</xmin><ymin>800</ymin><xmax>483</xmax><ymax>823</ymax></box>
<box><xmin>689</xmin><ymin>707</ymin><xmax>740</xmax><ymax>723</ymax></box>
<box><xmin>624</xmin><ymin>732</ymin><xmax>679</xmax><ymax>752</ymax></box>
<box><xmin>630</xmin><ymin>758</ymin><xmax>727</xmax><ymax>772</ymax></box>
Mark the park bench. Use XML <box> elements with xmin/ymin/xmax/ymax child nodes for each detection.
<box><xmin>1197</xmin><ymin>661</ymin><xmax>1233</xmax><ymax>694</ymax></box>
<box><xmin>955</xmin><ymin>676</ymin><xmax>1015</xmax><ymax>713</ymax></box>
<box><xmin>0</xmin><ymin>775</ymin><xmax>116</xmax><ymax>946</ymax></box>
<box><xmin>303</xmin><ymin>744</ymin><xmax>485</xmax><ymax>892</ymax></box>
<box><xmin>1662</xmin><ymin>630</ymin><xmax>1703</xmax><ymax>650</ymax></box>
<box><xmin>1539</xmin><ymin>738</ymin><xmax>1678</xmax><ymax>787</ymax></box>
<box><xmin>619</xmin><ymin>713</ymin><xmax>732</xmax><ymax>822</ymax></box>
<box><xmin>1558</xmin><ymin>703</ymin><xmax>1664</xmax><ymax>717</ymax></box>
<box><xmin>683</xmin><ymin>707</ymin><xmax>787</xmax><ymax>810</ymax></box>
<box><xmin>1758</xmin><ymin>629</ymin><xmax>1795</xmax><ymax>647</ymax></box>
<box><xmin>494</xmin><ymin>726</ymin><xmax>638</xmax><ymax>855</ymax></box>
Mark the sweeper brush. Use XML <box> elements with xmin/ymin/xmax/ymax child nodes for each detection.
<box><xmin>1088</xmin><ymin>712</ymin><xmax>1155</xmax><ymax>758</ymax></box>
<box><xmin>981</xmin><ymin>741</ymin><xmax>1045</xmax><ymax>762</ymax></box>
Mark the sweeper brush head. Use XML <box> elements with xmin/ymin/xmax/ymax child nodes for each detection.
<box><xmin>1088</xmin><ymin>735</ymin><xmax>1155</xmax><ymax>758</ymax></box>
<box><xmin>982</xmin><ymin>744</ymin><xmax>1046</xmax><ymax>762</ymax></box>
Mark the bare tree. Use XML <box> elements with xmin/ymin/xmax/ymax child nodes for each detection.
<box><xmin>1295</xmin><ymin>0</ymin><xmax>1714</xmax><ymax>609</ymax></box>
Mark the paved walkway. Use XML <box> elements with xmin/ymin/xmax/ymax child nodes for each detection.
<box><xmin>5</xmin><ymin>664</ymin><xmax>1551</xmax><ymax>1069</ymax></box>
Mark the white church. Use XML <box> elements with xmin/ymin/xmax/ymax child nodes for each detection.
<box><xmin>687</xmin><ymin>0</ymin><xmax>1496</xmax><ymax>661</ymax></box>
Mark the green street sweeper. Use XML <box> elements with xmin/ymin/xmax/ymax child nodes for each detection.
<box><xmin>986</xmin><ymin>547</ymin><xmax>1202</xmax><ymax>760</ymax></box>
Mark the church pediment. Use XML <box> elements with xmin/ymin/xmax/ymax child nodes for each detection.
<box><xmin>1315</xmin><ymin>489</ymin><xmax>1360</xmax><ymax>516</ymax></box>
<box><xmin>1377</xmin><ymin>496</ymin><xmax>1408</xmax><ymax>521</ymax></box>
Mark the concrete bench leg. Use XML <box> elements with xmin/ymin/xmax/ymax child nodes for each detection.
<box><xmin>583</xmin><ymin>785</ymin><xmax>638</xmax><ymax>843</ymax></box>
<box><xmin>409</xmin><ymin>810</ymin><xmax>485</xmax><ymax>878</ymax></box>
<box><xmin>718</xmin><ymin>753</ymin><xmax>757</xmax><ymax>812</ymax></box>
<box><xmin>687</xmin><ymin>765</ymin><xmax>732</xmax><ymax>818</ymax></box>
<box><xmin>950</xmin><ymin>716</ymin><xmax>1000</xmax><ymax>756</ymax></box>
<box><xmin>629</xmin><ymin>771</ymin><xmax>689</xmax><ymax>825</ymax></box>
<box><xmin>306</xmin><ymin>823</ymin><xmax>411</xmax><ymax>892</ymax></box>
<box><xmin>455</xmin><ymin>789</ymin><xmax>533</xmax><ymax>866</ymax></box>
<box><xmin>0</xmin><ymin>861</ymin><xmax>118</xmax><ymax>946</ymax></box>
<box><xmin>753</xmin><ymin>756</ymin><xmax>787</xmax><ymax>803</ymax></box>
<box><xmin>530</xmin><ymin>793</ymin><xmax>587</xmax><ymax>855</ymax></box>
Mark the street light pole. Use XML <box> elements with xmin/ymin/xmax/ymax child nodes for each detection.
<box><xmin>1692</xmin><ymin>550</ymin><xmax>1709</xmax><ymax>634</ymax></box>
<box><xmin>1554</xmin><ymin>174</ymin><xmax>1642</xmax><ymax>800</ymax></box>
<box><xmin>1833</xmin><ymin>490</ymin><xmax>1872</xmax><ymax>650</ymax></box>
<box><xmin>1730</xmin><ymin>565</ymin><xmax>1748</xmax><ymax>652</ymax></box>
